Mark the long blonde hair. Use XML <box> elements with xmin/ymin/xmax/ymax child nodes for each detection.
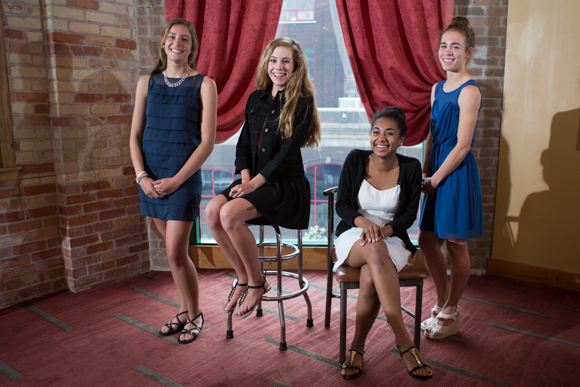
<box><xmin>151</xmin><ymin>19</ymin><xmax>199</xmax><ymax>74</ymax></box>
<box><xmin>256</xmin><ymin>37</ymin><xmax>320</xmax><ymax>148</ymax></box>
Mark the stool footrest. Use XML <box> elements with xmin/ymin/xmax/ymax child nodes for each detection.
<box><xmin>257</xmin><ymin>242</ymin><xmax>300</xmax><ymax>262</ymax></box>
<box><xmin>261</xmin><ymin>270</ymin><xmax>309</xmax><ymax>301</ymax></box>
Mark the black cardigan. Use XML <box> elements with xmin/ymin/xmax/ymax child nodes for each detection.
<box><xmin>335</xmin><ymin>149</ymin><xmax>422</xmax><ymax>256</ymax></box>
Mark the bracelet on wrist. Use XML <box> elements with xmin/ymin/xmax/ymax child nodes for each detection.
<box><xmin>136</xmin><ymin>174</ymin><xmax>149</xmax><ymax>184</ymax></box>
<box><xmin>136</xmin><ymin>171</ymin><xmax>147</xmax><ymax>179</ymax></box>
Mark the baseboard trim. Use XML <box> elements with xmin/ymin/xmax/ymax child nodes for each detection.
<box><xmin>487</xmin><ymin>258</ymin><xmax>580</xmax><ymax>292</ymax></box>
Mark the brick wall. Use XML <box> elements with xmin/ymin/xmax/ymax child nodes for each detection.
<box><xmin>454</xmin><ymin>0</ymin><xmax>508</xmax><ymax>272</ymax></box>
<box><xmin>0</xmin><ymin>0</ymin><xmax>168</xmax><ymax>309</ymax></box>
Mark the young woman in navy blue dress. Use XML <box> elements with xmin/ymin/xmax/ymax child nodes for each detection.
<box><xmin>205</xmin><ymin>38</ymin><xmax>320</xmax><ymax>320</ymax></box>
<box><xmin>130</xmin><ymin>19</ymin><xmax>217</xmax><ymax>344</ymax></box>
<box><xmin>419</xmin><ymin>17</ymin><xmax>484</xmax><ymax>339</ymax></box>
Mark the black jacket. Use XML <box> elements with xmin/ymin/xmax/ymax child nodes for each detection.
<box><xmin>335</xmin><ymin>149</ymin><xmax>422</xmax><ymax>256</ymax></box>
<box><xmin>235</xmin><ymin>89</ymin><xmax>313</xmax><ymax>181</ymax></box>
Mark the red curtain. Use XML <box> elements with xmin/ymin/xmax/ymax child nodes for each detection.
<box><xmin>165</xmin><ymin>1</ymin><xmax>284</xmax><ymax>143</ymax></box>
<box><xmin>336</xmin><ymin>0</ymin><xmax>453</xmax><ymax>145</ymax></box>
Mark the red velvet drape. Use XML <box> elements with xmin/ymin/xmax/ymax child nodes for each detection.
<box><xmin>165</xmin><ymin>1</ymin><xmax>284</xmax><ymax>143</ymax></box>
<box><xmin>336</xmin><ymin>0</ymin><xmax>453</xmax><ymax>145</ymax></box>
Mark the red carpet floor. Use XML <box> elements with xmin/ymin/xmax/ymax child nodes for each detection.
<box><xmin>0</xmin><ymin>269</ymin><xmax>579</xmax><ymax>386</ymax></box>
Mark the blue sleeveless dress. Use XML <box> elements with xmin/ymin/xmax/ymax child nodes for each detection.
<box><xmin>138</xmin><ymin>72</ymin><xmax>204</xmax><ymax>221</ymax></box>
<box><xmin>419</xmin><ymin>80</ymin><xmax>484</xmax><ymax>239</ymax></box>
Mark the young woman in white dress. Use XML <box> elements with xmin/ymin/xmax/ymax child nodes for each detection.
<box><xmin>334</xmin><ymin>107</ymin><xmax>432</xmax><ymax>381</ymax></box>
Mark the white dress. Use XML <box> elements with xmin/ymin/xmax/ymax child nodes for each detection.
<box><xmin>333</xmin><ymin>180</ymin><xmax>411</xmax><ymax>273</ymax></box>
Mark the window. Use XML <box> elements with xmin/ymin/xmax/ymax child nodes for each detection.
<box><xmin>280</xmin><ymin>0</ymin><xmax>315</xmax><ymax>23</ymax></box>
<box><xmin>302</xmin><ymin>45</ymin><xmax>315</xmax><ymax>84</ymax></box>
<box><xmin>195</xmin><ymin>0</ymin><xmax>423</xmax><ymax>245</ymax></box>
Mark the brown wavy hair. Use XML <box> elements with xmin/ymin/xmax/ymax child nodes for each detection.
<box><xmin>151</xmin><ymin>19</ymin><xmax>198</xmax><ymax>74</ymax></box>
<box><xmin>256</xmin><ymin>37</ymin><xmax>320</xmax><ymax>148</ymax></box>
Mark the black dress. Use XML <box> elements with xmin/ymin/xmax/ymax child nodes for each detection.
<box><xmin>219</xmin><ymin>88</ymin><xmax>312</xmax><ymax>230</ymax></box>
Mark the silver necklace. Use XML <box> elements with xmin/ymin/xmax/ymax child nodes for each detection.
<box><xmin>163</xmin><ymin>70</ymin><xmax>190</xmax><ymax>87</ymax></box>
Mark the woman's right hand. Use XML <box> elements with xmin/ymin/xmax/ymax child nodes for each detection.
<box><xmin>139</xmin><ymin>177</ymin><xmax>163</xmax><ymax>199</ymax></box>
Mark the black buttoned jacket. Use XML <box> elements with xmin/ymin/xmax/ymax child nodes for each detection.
<box><xmin>235</xmin><ymin>89</ymin><xmax>313</xmax><ymax>181</ymax></box>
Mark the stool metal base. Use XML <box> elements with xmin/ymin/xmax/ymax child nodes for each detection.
<box><xmin>225</xmin><ymin>224</ymin><xmax>313</xmax><ymax>350</ymax></box>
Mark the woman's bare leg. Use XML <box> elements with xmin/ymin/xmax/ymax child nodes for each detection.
<box><xmin>347</xmin><ymin>241</ymin><xmax>432</xmax><ymax>378</ymax></box>
<box><xmin>205</xmin><ymin>195</ymin><xmax>250</xmax><ymax>311</ymax></box>
<box><xmin>418</xmin><ymin>230</ymin><xmax>449</xmax><ymax>308</ymax></box>
<box><xmin>341</xmin><ymin>264</ymin><xmax>380</xmax><ymax>378</ymax></box>
<box><xmin>154</xmin><ymin>218</ymin><xmax>201</xmax><ymax>340</ymax></box>
<box><xmin>217</xmin><ymin>199</ymin><xmax>269</xmax><ymax>317</ymax></box>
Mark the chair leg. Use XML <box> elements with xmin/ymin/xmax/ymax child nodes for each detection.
<box><xmin>339</xmin><ymin>287</ymin><xmax>347</xmax><ymax>364</ymax></box>
<box><xmin>325</xmin><ymin>264</ymin><xmax>333</xmax><ymax>328</ymax></box>
<box><xmin>413</xmin><ymin>283</ymin><xmax>423</xmax><ymax>351</ymax></box>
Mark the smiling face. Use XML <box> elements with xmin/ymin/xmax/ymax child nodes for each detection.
<box><xmin>163</xmin><ymin>24</ymin><xmax>193</xmax><ymax>64</ymax></box>
<box><xmin>439</xmin><ymin>30</ymin><xmax>472</xmax><ymax>73</ymax></box>
<box><xmin>370</xmin><ymin>117</ymin><xmax>403</xmax><ymax>159</ymax></box>
<box><xmin>268</xmin><ymin>46</ymin><xmax>294</xmax><ymax>95</ymax></box>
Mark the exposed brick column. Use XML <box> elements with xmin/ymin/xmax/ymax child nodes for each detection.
<box><xmin>454</xmin><ymin>0</ymin><xmax>508</xmax><ymax>272</ymax></box>
<box><xmin>1</xmin><ymin>0</ymin><xmax>64</xmax><ymax>307</ymax></box>
<box><xmin>44</xmin><ymin>0</ymin><xmax>149</xmax><ymax>291</ymax></box>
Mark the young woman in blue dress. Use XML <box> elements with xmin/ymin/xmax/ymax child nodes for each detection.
<box><xmin>419</xmin><ymin>16</ymin><xmax>484</xmax><ymax>339</ymax></box>
<box><xmin>205</xmin><ymin>37</ymin><xmax>320</xmax><ymax>321</ymax></box>
<box><xmin>130</xmin><ymin>19</ymin><xmax>217</xmax><ymax>344</ymax></box>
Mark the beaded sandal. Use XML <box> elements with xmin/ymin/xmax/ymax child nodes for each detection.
<box><xmin>234</xmin><ymin>278</ymin><xmax>271</xmax><ymax>320</ymax></box>
<box><xmin>177</xmin><ymin>311</ymin><xmax>203</xmax><ymax>344</ymax></box>
<box><xmin>398</xmin><ymin>345</ymin><xmax>433</xmax><ymax>381</ymax></box>
<box><xmin>223</xmin><ymin>280</ymin><xmax>248</xmax><ymax>313</ymax></box>
<box><xmin>341</xmin><ymin>349</ymin><xmax>364</xmax><ymax>379</ymax></box>
<box><xmin>159</xmin><ymin>310</ymin><xmax>188</xmax><ymax>336</ymax></box>
<box><xmin>424</xmin><ymin>308</ymin><xmax>461</xmax><ymax>339</ymax></box>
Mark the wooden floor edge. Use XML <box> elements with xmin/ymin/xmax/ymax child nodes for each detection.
<box><xmin>487</xmin><ymin>258</ymin><xmax>580</xmax><ymax>292</ymax></box>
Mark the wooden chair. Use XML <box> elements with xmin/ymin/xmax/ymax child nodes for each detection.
<box><xmin>323</xmin><ymin>186</ymin><xmax>427</xmax><ymax>364</ymax></box>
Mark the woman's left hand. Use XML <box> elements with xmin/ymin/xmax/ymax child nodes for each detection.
<box><xmin>229</xmin><ymin>181</ymin><xmax>256</xmax><ymax>199</ymax></box>
<box><xmin>152</xmin><ymin>177</ymin><xmax>180</xmax><ymax>197</ymax></box>
<box><xmin>422</xmin><ymin>177</ymin><xmax>438</xmax><ymax>195</ymax></box>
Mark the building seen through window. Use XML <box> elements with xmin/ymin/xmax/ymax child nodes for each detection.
<box><xmin>197</xmin><ymin>0</ymin><xmax>422</xmax><ymax>245</ymax></box>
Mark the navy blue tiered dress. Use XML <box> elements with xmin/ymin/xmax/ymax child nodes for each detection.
<box><xmin>419</xmin><ymin>80</ymin><xmax>484</xmax><ymax>239</ymax></box>
<box><xmin>138</xmin><ymin>72</ymin><xmax>204</xmax><ymax>221</ymax></box>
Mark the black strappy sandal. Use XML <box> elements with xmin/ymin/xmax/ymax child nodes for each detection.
<box><xmin>398</xmin><ymin>345</ymin><xmax>433</xmax><ymax>381</ymax></box>
<box><xmin>341</xmin><ymin>349</ymin><xmax>364</xmax><ymax>379</ymax></box>
<box><xmin>178</xmin><ymin>311</ymin><xmax>203</xmax><ymax>344</ymax></box>
<box><xmin>223</xmin><ymin>280</ymin><xmax>247</xmax><ymax>313</ymax></box>
<box><xmin>234</xmin><ymin>277</ymin><xmax>271</xmax><ymax>320</ymax></box>
<box><xmin>159</xmin><ymin>310</ymin><xmax>188</xmax><ymax>336</ymax></box>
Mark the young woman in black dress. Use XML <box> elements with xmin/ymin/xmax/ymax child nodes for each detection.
<box><xmin>130</xmin><ymin>19</ymin><xmax>217</xmax><ymax>344</ymax></box>
<box><xmin>205</xmin><ymin>37</ymin><xmax>320</xmax><ymax>320</ymax></box>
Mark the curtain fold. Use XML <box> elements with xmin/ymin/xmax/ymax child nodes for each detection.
<box><xmin>335</xmin><ymin>0</ymin><xmax>453</xmax><ymax>145</ymax></box>
<box><xmin>165</xmin><ymin>1</ymin><xmax>284</xmax><ymax>143</ymax></box>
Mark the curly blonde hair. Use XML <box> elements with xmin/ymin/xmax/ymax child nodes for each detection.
<box><xmin>256</xmin><ymin>37</ymin><xmax>320</xmax><ymax>148</ymax></box>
